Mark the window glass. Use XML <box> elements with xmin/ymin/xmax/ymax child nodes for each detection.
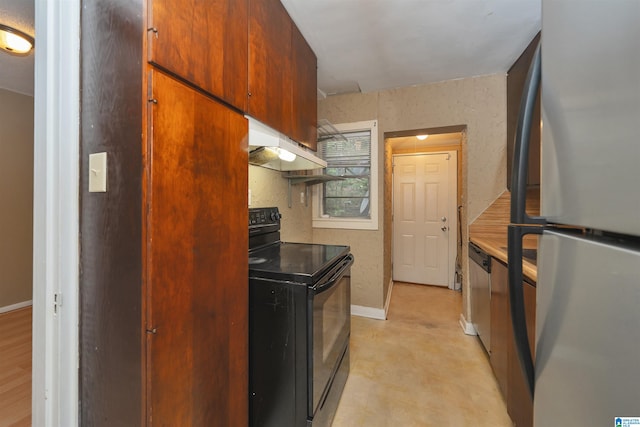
<box><xmin>313</xmin><ymin>120</ymin><xmax>378</xmax><ymax>230</ymax></box>
<box><xmin>319</xmin><ymin>130</ymin><xmax>371</xmax><ymax>218</ymax></box>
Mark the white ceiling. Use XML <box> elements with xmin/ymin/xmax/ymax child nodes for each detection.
<box><xmin>0</xmin><ymin>0</ymin><xmax>541</xmax><ymax>98</ymax></box>
<box><xmin>0</xmin><ymin>0</ymin><xmax>34</xmax><ymax>95</ymax></box>
<box><xmin>281</xmin><ymin>0</ymin><xmax>541</xmax><ymax>96</ymax></box>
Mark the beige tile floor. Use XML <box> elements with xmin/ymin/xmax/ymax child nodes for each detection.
<box><xmin>332</xmin><ymin>282</ymin><xmax>512</xmax><ymax>427</ymax></box>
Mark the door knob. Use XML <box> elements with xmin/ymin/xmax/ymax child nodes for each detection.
<box><xmin>441</xmin><ymin>216</ymin><xmax>447</xmax><ymax>222</ymax></box>
<box><xmin>441</xmin><ymin>226</ymin><xmax>448</xmax><ymax>232</ymax></box>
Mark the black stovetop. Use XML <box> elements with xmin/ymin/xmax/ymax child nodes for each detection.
<box><xmin>249</xmin><ymin>241</ymin><xmax>350</xmax><ymax>285</ymax></box>
<box><xmin>248</xmin><ymin>207</ymin><xmax>350</xmax><ymax>284</ymax></box>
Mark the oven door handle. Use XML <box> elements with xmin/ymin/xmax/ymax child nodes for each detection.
<box><xmin>313</xmin><ymin>254</ymin><xmax>354</xmax><ymax>294</ymax></box>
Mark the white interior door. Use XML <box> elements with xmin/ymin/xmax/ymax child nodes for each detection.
<box><xmin>392</xmin><ymin>152</ymin><xmax>456</xmax><ymax>286</ymax></box>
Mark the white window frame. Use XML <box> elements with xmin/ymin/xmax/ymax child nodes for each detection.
<box><xmin>313</xmin><ymin>119</ymin><xmax>378</xmax><ymax>230</ymax></box>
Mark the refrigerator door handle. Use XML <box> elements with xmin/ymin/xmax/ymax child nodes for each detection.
<box><xmin>507</xmin><ymin>224</ymin><xmax>542</xmax><ymax>399</ymax></box>
<box><xmin>510</xmin><ymin>42</ymin><xmax>546</xmax><ymax>226</ymax></box>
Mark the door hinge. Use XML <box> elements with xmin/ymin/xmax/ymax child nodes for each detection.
<box><xmin>53</xmin><ymin>292</ymin><xmax>62</xmax><ymax>315</ymax></box>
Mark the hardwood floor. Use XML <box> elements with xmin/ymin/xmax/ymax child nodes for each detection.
<box><xmin>0</xmin><ymin>307</ymin><xmax>32</xmax><ymax>427</ymax></box>
<box><xmin>333</xmin><ymin>283</ymin><xmax>511</xmax><ymax>426</ymax></box>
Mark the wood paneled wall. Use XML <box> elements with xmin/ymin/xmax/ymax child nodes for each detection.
<box><xmin>79</xmin><ymin>0</ymin><xmax>144</xmax><ymax>424</ymax></box>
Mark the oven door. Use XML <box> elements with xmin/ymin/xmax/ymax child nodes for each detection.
<box><xmin>309</xmin><ymin>254</ymin><xmax>354</xmax><ymax>417</ymax></box>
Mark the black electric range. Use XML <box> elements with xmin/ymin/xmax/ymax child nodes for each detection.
<box><xmin>248</xmin><ymin>207</ymin><xmax>353</xmax><ymax>427</ymax></box>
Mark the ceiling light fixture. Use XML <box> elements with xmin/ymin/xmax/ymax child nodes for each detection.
<box><xmin>0</xmin><ymin>24</ymin><xmax>35</xmax><ymax>55</ymax></box>
<box><xmin>416</xmin><ymin>134</ymin><xmax>429</xmax><ymax>140</ymax></box>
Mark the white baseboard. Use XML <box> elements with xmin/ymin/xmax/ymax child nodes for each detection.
<box><xmin>351</xmin><ymin>279</ymin><xmax>395</xmax><ymax>321</ymax></box>
<box><xmin>351</xmin><ymin>304</ymin><xmax>386</xmax><ymax>320</ymax></box>
<box><xmin>0</xmin><ymin>300</ymin><xmax>33</xmax><ymax>314</ymax></box>
<box><xmin>459</xmin><ymin>313</ymin><xmax>477</xmax><ymax>336</ymax></box>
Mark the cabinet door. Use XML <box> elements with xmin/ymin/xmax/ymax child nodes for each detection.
<box><xmin>148</xmin><ymin>0</ymin><xmax>248</xmax><ymax>111</ymax></box>
<box><xmin>291</xmin><ymin>25</ymin><xmax>317</xmax><ymax>151</ymax></box>
<box><xmin>506</xmin><ymin>32</ymin><xmax>541</xmax><ymax>189</ymax></box>
<box><xmin>507</xmin><ymin>280</ymin><xmax>536</xmax><ymax>427</ymax></box>
<box><xmin>146</xmin><ymin>70</ymin><xmax>248</xmax><ymax>426</ymax></box>
<box><xmin>490</xmin><ymin>259</ymin><xmax>509</xmax><ymax>398</ymax></box>
<box><xmin>248</xmin><ymin>0</ymin><xmax>293</xmax><ymax>134</ymax></box>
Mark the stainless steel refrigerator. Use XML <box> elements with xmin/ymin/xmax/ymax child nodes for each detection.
<box><xmin>508</xmin><ymin>1</ymin><xmax>640</xmax><ymax>426</ymax></box>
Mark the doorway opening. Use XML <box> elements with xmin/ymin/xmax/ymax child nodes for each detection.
<box><xmin>385</xmin><ymin>126</ymin><xmax>466</xmax><ymax>290</ymax></box>
<box><xmin>0</xmin><ymin>89</ymin><xmax>34</xmax><ymax>425</ymax></box>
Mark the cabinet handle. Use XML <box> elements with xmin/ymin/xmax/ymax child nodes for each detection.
<box><xmin>510</xmin><ymin>42</ymin><xmax>545</xmax><ymax>226</ymax></box>
<box><xmin>148</xmin><ymin>27</ymin><xmax>158</xmax><ymax>38</ymax></box>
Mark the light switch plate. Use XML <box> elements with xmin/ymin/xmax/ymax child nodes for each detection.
<box><xmin>89</xmin><ymin>152</ymin><xmax>107</xmax><ymax>192</ymax></box>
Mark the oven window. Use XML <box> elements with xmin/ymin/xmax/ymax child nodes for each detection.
<box><xmin>312</xmin><ymin>270</ymin><xmax>351</xmax><ymax>414</ymax></box>
<box><xmin>322</xmin><ymin>281</ymin><xmax>348</xmax><ymax>362</ymax></box>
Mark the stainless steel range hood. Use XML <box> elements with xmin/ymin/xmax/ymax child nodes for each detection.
<box><xmin>248</xmin><ymin>117</ymin><xmax>327</xmax><ymax>171</ymax></box>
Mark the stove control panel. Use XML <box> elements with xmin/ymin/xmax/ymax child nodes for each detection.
<box><xmin>249</xmin><ymin>207</ymin><xmax>282</xmax><ymax>226</ymax></box>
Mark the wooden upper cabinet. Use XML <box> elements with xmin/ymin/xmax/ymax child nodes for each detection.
<box><xmin>248</xmin><ymin>0</ymin><xmax>293</xmax><ymax>135</ymax></box>
<box><xmin>148</xmin><ymin>0</ymin><xmax>248</xmax><ymax>111</ymax></box>
<box><xmin>291</xmin><ymin>25</ymin><xmax>318</xmax><ymax>151</ymax></box>
<box><xmin>146</xmin><ymin>69</ymin><xmax>248</xmax><ymax>426</ymax></box>
<box><xmin>507</xmin><ymin>32</ymin><xmax>541</xmax><ymax>189</ymax></box>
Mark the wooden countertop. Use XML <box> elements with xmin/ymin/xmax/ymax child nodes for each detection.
<box><xmin>469</xmin><ymin>189</ymin><xmax>539</xmax><ymax>282</ymax></box>
<box><xmin>469</xmin><ymin>236</ymin><xmax>537</xmax><ymax>282</ymax></box>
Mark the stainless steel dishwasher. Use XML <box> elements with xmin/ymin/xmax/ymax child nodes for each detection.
<box><xmin>469</xmin><ymin>242</ymin><xmax>491</xmax><ymax>353</ymax></box>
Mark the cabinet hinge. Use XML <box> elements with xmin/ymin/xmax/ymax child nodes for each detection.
<box><xmin>53</xmin><ymin>292</ymin><xmax>62</xmax><ymax>315</ymax></box>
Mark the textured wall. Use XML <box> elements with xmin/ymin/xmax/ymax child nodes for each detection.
<box><xmin>249</xmin><ymin>165</ymin><xmax>312</xmax><ymax>242</ymax></box>
<box><xmin>314</xmin><ymin>92</ymin><xmax>383</xmax><ymax>309</ymax></box>
<box><xmin>318</xmin><ymin>75</ymin><xmax>507</xmax><ymax>319</ymax></box>
<box><xmin>0</xmin><ymin>89</ymin><xmax>33</xmax><ymax>308</ymax></box>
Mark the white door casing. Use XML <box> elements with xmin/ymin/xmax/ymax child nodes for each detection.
<box><xmin>392</xmin><ymin>152</ymin><xmax>457</xmax><ymax>287</ymax></box>
<box><xmin>33</xmin><ymin>1</ymin><xmax>80</xmax><ymax>426</ymax></box>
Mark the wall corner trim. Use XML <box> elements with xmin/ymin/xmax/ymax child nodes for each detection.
<box><xmin>459</xmin><ymin>313</ymin><xmax>477</xmax><ymax>336</ymax></box>
<box><xmin>0</xmin><ymin>300</ymin><xmax>33</xmax><ymax>314</ymax></box>
<box><xmin>351</xmin><ymin>279</ymin><xmax>394</xmax><ymax>320</ymax></box>
<box><xmin>351</xmin><ymin>304</ymin><xmax>386</xmax><ymax>320</ymax></box>
<box><xmin>383</xmin><ymin>279</ymin><xmax>394</xmax><ymax>319</ymax></box>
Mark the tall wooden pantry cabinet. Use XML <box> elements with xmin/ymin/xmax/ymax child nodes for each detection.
<box><xmin>80</xmin><ymin>0</ymin><xmax>317</xmax><ymax>424</ymax></box>
<box><xmin>80</xmin><ymin>0</ymin><xmax>249</xmax><ymax>425</ymax></box>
